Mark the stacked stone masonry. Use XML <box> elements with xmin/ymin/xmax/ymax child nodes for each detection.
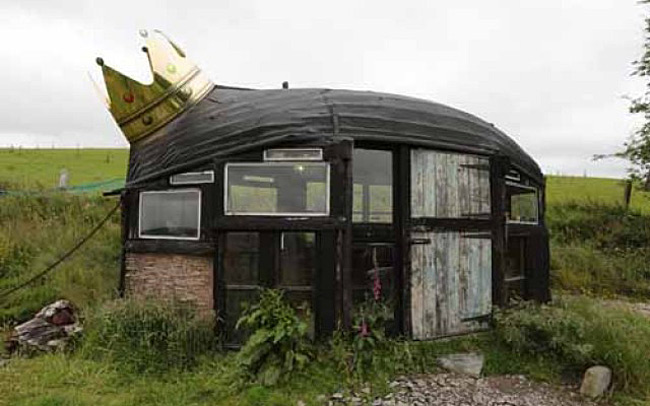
<box><xmin>124</xmin><ymin>253</ymin><xmax>214</xmax><ymax>317</ymax></box>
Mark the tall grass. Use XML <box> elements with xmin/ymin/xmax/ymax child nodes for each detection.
<box><xmin>548</xmin><ymin>201</ymin><xmax>650</xmax><ymax>297</ymax></box>
<box><xmin>81</xmin><ymin>299</ymin><xmax>218</xmax><ymax>373</ymax></box>
<box><xmin>495</xmin><ymin>296</ymin><xmax>650</xmax><ymax>401</ymax></box>
<box><xmin>0</xmin><ymin>193</ymin><xmax>121</xmax><ymax>325</ymax></box>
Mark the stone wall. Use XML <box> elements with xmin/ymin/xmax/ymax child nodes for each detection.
<box><xmin>124</xmin><ymin>253</ymin><xmax>214</xmax><ymax>317</ymax></box>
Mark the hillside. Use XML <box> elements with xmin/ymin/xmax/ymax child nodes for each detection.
<box><xmin>0</xmin><ymin>148</ymin><xmax>128</xmax><ymax>189</ymax></box>
<box><xmin>1</xmin><ymin>150</ymin><xmax>650</xmax><ymax>405</ymax></box>
<box><xmin>2</xmin><ymin>148</ymin><xmax>650</xmax><ymax>209</ymax></box>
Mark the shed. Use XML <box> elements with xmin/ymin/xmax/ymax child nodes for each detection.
<box><xmin>99</xmin><ymin>31</ymin><xmax>549</xmax><ymax>343</ymax></box>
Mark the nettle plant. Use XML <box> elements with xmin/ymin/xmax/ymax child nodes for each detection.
<box><xmin>235</xmin><ymin>288</ymin><xmax>312</xmax><ymax>386</ymax></box>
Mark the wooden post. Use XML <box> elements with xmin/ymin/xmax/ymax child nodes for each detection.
<box><xmin>395</xmin><ymin>145</ymin><xmax>411</xmax><ymax>336</ymax></box>
<box><xmin>490</xmin><ymin>155</ymin><xmax>508</xmax><ymax>307</ymax></box>
<box><xmin>624</xmin><ymin>180</ymin><xmax>632</xmax><ymax>210</ymax></box>
<box><xmin>341</xmin><ymin>139</ymin><xmax>354</xmax><ymax>329</ymax></box>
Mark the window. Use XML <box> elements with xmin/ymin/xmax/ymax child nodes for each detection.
<box><xmin>225</xmin><ymin>162</ymin><xmax>329</xmax><ymax>216</ymax></box>
<box><xmin>170</xmin><ymin>170</ymin><xmax>214</xmax><ymax>185</ymax></box>
<box><xmin>221</xmin><ymin>231</ymin><xmax>316</xmax><ymax>343</ymax></box>
<box><xmin>505</xmin><ymin>236</ymin><xmax>526</xmax><ymax>300</ymax></box>
<box><xmin>353</xmin><ymin>149</ymin><xmax>393</xmax><ymax>223</ymax></box>
<box><xmin>222</xmin><ymin>232</ymin><xmax>261</xmax><ymax>343</ymax></box>
<box><xmin>139</xmin><ymin>189</ymin><xmax>201</xmax><ymax>239</ymax></box>
<box><xmin>507</xmin><ymin>183</ymin><xmax>538</xmax><ymax>224</ymax></box>
<box><xmin>264</xmin><ymin>148</ymin><xmax>323</xmax><ymax>161</ymax></box>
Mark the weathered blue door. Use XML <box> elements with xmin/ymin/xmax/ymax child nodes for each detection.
<box><xmin>409</xmin><ymin>149</ymin><xmax>492</xmax><ymax>339</ymax></box>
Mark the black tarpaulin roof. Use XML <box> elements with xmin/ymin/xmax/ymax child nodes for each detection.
<box><xmin>126</xmin><ymin>86</ymin><xmax>543</xmax><ymax>186</ymax></box>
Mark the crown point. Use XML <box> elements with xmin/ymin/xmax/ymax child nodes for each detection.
<box><xmin>141</xmin><ymin>46</ymin><xmax>148</xmax><ymax>53</ymax></box>
<box><xmin>139</xmin><ymin>29</ymin><xmax>149</xmax><ymax>38</ymax></box>
<box><xmin>96</xmin><ymin>57</ymin><xmax>104</xmax><ymax>66</ymax></box>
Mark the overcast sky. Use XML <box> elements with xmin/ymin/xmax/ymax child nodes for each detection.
<box><xmin>0</xmin><ymin>0</ymin><xmax>646</xmax><ymax>178</ymax></box>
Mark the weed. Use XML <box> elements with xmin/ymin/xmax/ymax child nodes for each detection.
<box><xmin>235</xmin><ymin>289</ymin><xmax>312</xmax><ymax>386</ymax></box>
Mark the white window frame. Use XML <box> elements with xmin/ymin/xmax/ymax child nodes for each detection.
<box><xmin>138</xmin><ymin>189</ymin><xmax>202</xmax><ymax>240</ymax></box>
<box><xmin>263</xmin><ymin>148</ymin><xmax>323</xmax><ymax>161</ymax></box>
<box><xmin>169</xmin><ymin>170</ymin><xmax>215</xmax><ymax>185</ymax></box>
<box><xmin>506</xmin><ymin>182</ymin><xmax>539</xmax><ymax>225</ymax></box>
<box><xmin>224</xmin><ymin>162</ymin><xmax>330</xmax><ymax>216</ymax></box>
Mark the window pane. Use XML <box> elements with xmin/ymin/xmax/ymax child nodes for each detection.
<box><xmin>223</xmin><ymin>232</ymin><xmax>260</xmax><ymax>285</ymax></box>
<box><xmin>170</xmin><ymin>171</ymin><xmax>214</xmax><ymax>185</ymax></box>
<box><xmin>279</xmin><ymin>232</ymin><xmax>316</xmax><ymax>287</ymax></box>
<box><xmin>226</xmin><ymin>163</ymin><xmax>329</xmax><ymax>215</ymax></box>
<box><xmin>353</xmin><ymin>149</ymin><xmax>393</xmax><ymax>223</ymax></box>
<box><xmin>351</xmin><ymin>245</ymin><xmax>395</xmax><ymax>305</ymax></box>
<box><xmin>507</xmin><ymin>185</ymin><xmax>538</xmax><ymax>224</ymax></box>
<box><xmin>224</xmin><ymin>289</ymin><xmax>260</xmax><ymax>343</ymax></box>
<box><xmin>139</xmin><ymin>190</ymin><xmax>200</xmax><ymax>239</ymax></box>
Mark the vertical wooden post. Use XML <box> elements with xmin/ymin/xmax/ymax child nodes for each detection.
<box><xmin>341</xmin><ymin>138</ymin><xmax>354</xmax><ymax>329</ymax></box>
<box><xmin>118</xmin><ymin>190</ymin><xmax>129</xmax><ymax>297</ymax></box>
<box><xmin>624</xmin><ymin>180</ymin><xmax>632</xmax><ymax>210</ymax></box>
<box><xmin>395</xmin><ymin>145</ymin><xmax>411</xmax><ymax>336</ymax></box>
<box><xmin>490</xmin><ymin>155</ymin><xmax>508</xmax><ymax>307</ymax></box>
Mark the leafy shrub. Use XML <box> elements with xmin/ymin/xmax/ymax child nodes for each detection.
<box><xmin>494</xmin><ymin>296</ymin><xmax>650</xmax><ymax>398</ymax></box>
<box><xmin>82</xmin><ymin>299</ymin><xmax>217</xmax><ymax>373</ymax></box>
<box><xmin>235</xmin><ymin>289</ymin><xmax>312</xmax><ymax>386</ymax></box>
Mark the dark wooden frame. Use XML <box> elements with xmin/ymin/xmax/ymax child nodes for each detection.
<box><xmin>117</xmin><ymin>138</ymin><xmax>550</xmax><ymax>341</ymax></box>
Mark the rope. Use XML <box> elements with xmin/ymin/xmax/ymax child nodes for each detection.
<box><xmin>0</xmin><ymin>200</ymin><xmax>121</xmax><ymax>300</ymax></box>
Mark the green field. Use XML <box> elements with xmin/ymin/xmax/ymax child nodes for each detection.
<box><xmin>3</xmin><ymin>148</ymin><xmax>650</xmax><ymax>209</ymax></box>
<box><xmin>0</xmin><ymin>148</ymin><xmax>128</xmax><ymax>189</ymax></box>
<box><xmin>546</xmin><ymin>175</ymin><xmax>650</xmax><ymax>213</ymax></box>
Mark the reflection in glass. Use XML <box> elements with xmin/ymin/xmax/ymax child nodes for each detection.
<box><xmin>279</xmin><ymin>232</ymin><xmax>316</xmax><ymax>287</ymax></box>
<box><xmin>353</xmin><ymin>149</ymin><xmax>392</xmax><ymax>223</ymax></box>
<box><xmin>223</xmin><ymin>233</ymin><xmax>260</xmax><ymax>285</ymax></box>
<box><xmin>139</xmin><ymin>190</ymin><xmax>200</xmax><ymax>239</ymax></box>
<box><xmin>225</xmin><ymin>163</ymin><xmax>329</xmax><ymax>215</ymax></box>
<box><xmin>351</xmin><ymin>245</ymin><xmax>395</xmax><ymax>305</ymax></box>
<box><xmin>507</xmin><ymin>184</ymin><xmax>538</xmax><ymax>224</ymax></box>
<box><xmin>279</xmin><ymin>232</ymin><xmax>316</xmax><ymax>337</ymax></box>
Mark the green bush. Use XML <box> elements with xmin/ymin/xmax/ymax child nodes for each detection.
<box><xmin>547</xmin><ymin>201</ymin><xmax>650</xmax><ymax>250</ymax></box>
<box><xmin>235</xmin><ymin>289</ymin><xmax>312</xmax><ymax>386</ymax></box>
<box><xmin>81</xmin><ymin>299</ymin><xmax>218</xmax><ymax>374</ymax></box>
<box><xmin>494</xmin><ymin>296</ymin><xmax>650</xmax><ymax>398</ymax></box>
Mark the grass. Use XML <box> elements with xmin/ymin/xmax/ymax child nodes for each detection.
<box><xmin>0</xmin><ymin>193</ymin><xmax>121</xmax><ymax>325</ymax></box>
<box><xmin>2</xmin><ymin>295</ymin><xmax>647</xmax><ymax>406</ymax></box>
<box><xmin>546</xmin><ymin>175</ymin><xmax>650</xmax><ymax>214</ymax></box>
<box><xmin>495</xmin><ymin>296</ymin><xmax>650</xmax><ymax>404</ymax></box>
<box><xmin>2</xmin><ymin>151</ymin><xmax>650</xmax><ymax>405</ymax></box>
<box><xmin>0</xmin><ymin>148</ymin><xmax>128</xmax><ymax>189</ymax></box>
<box><xmin>0</xmin><ymin>331</ymin><xmax>558</xmax><ymax>406</ymax></box>
<box><xmin>547</xmin><ymin>201</ymin><xmax>650</xmax><ymax>298</ymax></box>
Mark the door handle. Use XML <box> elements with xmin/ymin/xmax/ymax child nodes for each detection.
<box><xmin>409</xmin><ymin>238</ymin><xmax>431</xmax><ymax>245</ymax></box>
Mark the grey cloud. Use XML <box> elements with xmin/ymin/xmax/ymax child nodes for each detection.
<box><xmin>0</xmin><ymin>0</ymin><xmax>646</xmax><ymax>176</ymax></box>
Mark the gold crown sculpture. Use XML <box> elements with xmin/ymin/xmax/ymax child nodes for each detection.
<box><xmin>96</xmin><ymin>30</ymin><xmax>214</xmax><ymax>143</ymax></box>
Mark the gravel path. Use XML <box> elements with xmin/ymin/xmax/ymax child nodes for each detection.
<box><xmin>328</xmin><ymin>374</ymin><xmax>600</xmax><ymax>406</ymax></box>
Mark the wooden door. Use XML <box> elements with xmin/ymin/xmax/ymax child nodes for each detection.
<box><xmin>409</xmin><ymin>149</ymin><xmax>492</xmax><ymax>339</ymax></box>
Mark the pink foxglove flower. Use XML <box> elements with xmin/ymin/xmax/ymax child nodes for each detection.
<box><xmin>360</xmin><ymin>320</ymin><xmax>370</xmax><ymax>337</ymax></box>
<box><xmin>372</xmin><ymin>269</ymin><xmax>382</xmax><ymax>301</ymax></box>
